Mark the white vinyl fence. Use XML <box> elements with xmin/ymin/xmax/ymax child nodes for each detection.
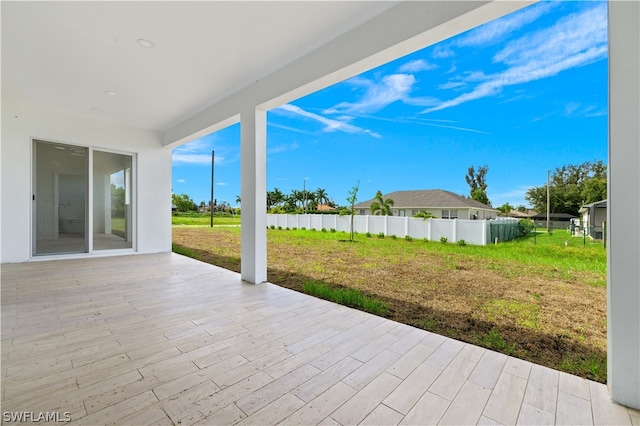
<box><xmin>267</xmin><ymin>214</ymin><xmax>521</xmax><ymax>246</ymax></box>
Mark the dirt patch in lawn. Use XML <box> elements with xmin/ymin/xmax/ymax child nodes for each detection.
<box><xmin>173</xmin><ymin>227</ymin><xmax>607</xmax><ymax>382</ymax></box>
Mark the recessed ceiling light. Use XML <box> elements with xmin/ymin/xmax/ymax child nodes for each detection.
<box><xmin>91</xmin><ymin>107</ymin><xmax>103</xmax><ymax>113</ymax></box>
<box><xmin>137</xmin><ymin>39</ymin><xmax>153</xmax><ymax>48</ymax></box>
<box><xmin>105</xmin><ymin>90</ymin><xmax>116</xmax><ymax>96</ymax></box>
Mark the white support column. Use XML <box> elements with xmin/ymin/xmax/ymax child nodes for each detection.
<box><xmin>240</xmin><ymin>107</ymin><xmax>267</xmax><ymax>284</ymax></box>
<box><xmin>608</xmin><ymin>0</ymin><xmax>640</xmax><ymax>409</ymax></box>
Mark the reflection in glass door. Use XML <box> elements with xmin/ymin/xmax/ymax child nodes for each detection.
<box><xmin>34</xmin><ymin>140</ymin><xmax>88</xmax><ymax>255</ymax></box>
<box><xmin>93</xmin><ymin>151</ymin><xmax>133</xmax><ymax>250</ymax></box>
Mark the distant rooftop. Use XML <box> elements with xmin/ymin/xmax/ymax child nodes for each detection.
<box><xmin>354</xmin><ymin>189</ymin><xmax>496</xmax><ymax>210</ymax></box>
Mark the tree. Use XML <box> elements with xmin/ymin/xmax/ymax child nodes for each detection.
<box><xmin>172</xmin><ymin>193</ymin><xmax>197</xmax><ymax>212</ymax></box>
<box><xmin>414</xmin><ymin>211</ymin><xmax>435</xmax><ymax>219</ymax></box>
<box><xmin>369</xmin><ymin>190</ymin><xmax>394</xmax><ymax>215</ymax></box>
<box><xmin>341</xmin><ymin>180</ymin><xmax>360</xmax><ymax>242</ymax></box>
<box><xmin>235</xmin><ymin>195</ymin><xmax>241</xmax><ymax>205</ymax></box>
<box><xmin>516</xmin><ymin>205</ymin><xmax>527</xmax><ymax>212</ymax></box>
<box><xmin>470</xmin><ymin>187</ymin><xmax>490</xmax><ymax>206</ymax></box>
<box><xmin>466</xmin><ymin>164</ymin><xmax>491</xmax><ymax>206</ymax></box>
<box><xmin>525</xmin><ymin>160</ymin><xmax>607</xmax><ymax>215</ymax></box>
<box><xmin>315</xmin><ymin>188</ymin><xmax>329</xmax><ymax>210</ymax></box>
<box><xmin>497</xmin><ymin>202</ymin><xmax>514</xmax><ymax>216</ymax></box>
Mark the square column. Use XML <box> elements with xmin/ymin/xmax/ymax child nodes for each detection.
<box><xmin>608</xmin><ymin>0</ymin><xmax>640</xmax><ymax>409</ymax></box>
<box><xmin>240</xmin><ymin>108</ymin><xmax>267</xmax><ymax>284</ymax></box>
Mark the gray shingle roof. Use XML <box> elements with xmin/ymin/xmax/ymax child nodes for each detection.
<box><xmin>354</xmin><ymin>189</ymin><xmax>496</xmax><ymax>210</ymax></box>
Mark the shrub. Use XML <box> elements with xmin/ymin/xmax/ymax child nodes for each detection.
<box><xmin>518</xmin><ymin>219</ymin><xmax>536</xmax><ymax>237</ymax></box>
<box><xmin>277</xmin><ymin>226</ymin><xmax>282</xmax><ymax>230</ymax></box>
<box><xmin>390</xmin><ymin>234</ymin><xmax>397</xmax><ymax>240</ymax></box>
<box><xmin>414</xmin><ymin>211</ymin><xmax>435</xmax><ymax>219</ymax></box>
<box><xmin>366</xmin><ymin>232</ymin><xmax>372</xmax><ymax>238</ymax></box>
<box><xmin>285</xmin><ymin>227</ymin><xmax>290</xmax><ymax>230</ymax></box>
<box><xmin>321</xmin><ymin>227</ymin><xmax>327</xmax><ymax>232</ymax></box>
<box><xmin>292</xmin><ymin>227</ymin><xmax>297</xmax><ymax>230</ymax></box>
<box><xmin>440</xmin><ymin>237</ymin><xmax>448</xmax><ymax>244</ymax></box>
<box><xmin>377</xmin><ymin>232</ymin><xmax>385</xmax><ymax>239</ymax></box>
<box><xmin>405</xmin><ymin>235</ymin><xmax>413</xmax><ymax>242</ymax></box>
<box><xmin>301</xmin><ymin>227</ymin><xmax>306</xmax><ymax>230</ymax></box>
<box><xmin>458</xmin><ymin>239</ymin><xmax>467</xmax><ymax>246</ymax></box>
<box><xmin>423</xmin><ymin>238</ymin><xmax>429</xmax><ymax>243</ymax></box>
<box><xmin>270</xmin><ymin>225</ymin><xmax>275</xmax><ymax>229</ymax></box>
<box><xmin>330</xmin><ymin>228</ymin><xmax>336</xmax><ymax>233</ymax></box>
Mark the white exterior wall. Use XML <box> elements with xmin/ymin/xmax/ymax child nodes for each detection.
<box><xmin>1</xmin><ymin>100</ymin><xmax>171</xmax><ymax>263</ymax></box>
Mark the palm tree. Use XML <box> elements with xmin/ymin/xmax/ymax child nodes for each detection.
<box><xmin>315</xmin><ymin>188</ymin><xmax>329</xmax><ymax>210</ymax></box>
<box><xmin>370</xmin><ymin>190</ymin><xmax>394</xmax><ymax>215</ymax></box>
<box><xmin>235</xmin><ymin>195</ymin><xmax>241</xmax><ymax>205</ymax></box>
<box><xmin>272</xmin><ymin>188</ymin><xmax>284</xmax><ymax>207</ymax></box>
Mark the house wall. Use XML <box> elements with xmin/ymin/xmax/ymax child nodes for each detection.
<box><xmin>359</xmin><ymin>207</ymin><xmax>497</xmax><ymax>220</ymax></box>
<box><xmin>1</xmin><ymin>100</ymin><xmax>171</xmax><ymax>263</ymax></box>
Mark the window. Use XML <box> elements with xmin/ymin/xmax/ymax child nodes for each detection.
<box><xmin>441</xmin><ymin>210</ymin><xmax>458</xmax><ymax>219</ymax></box>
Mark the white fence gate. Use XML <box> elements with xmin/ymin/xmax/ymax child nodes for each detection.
<box><xmin>266</xmin><ymin>214</ymin><xmax>519</xmax><ymax>246</ymax></box>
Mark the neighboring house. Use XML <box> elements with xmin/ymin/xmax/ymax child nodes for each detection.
<box><xmin>354</xmin><ymin>189</ymin><xmax>499</xmax><ymax>219</ymax></box>
<box><xmin>507</xmin><ymin>209</ymin><xmax>535</xmax><ymax>219</ymax></box>
<box><xmin>529</xmin><ymin>212</ymin><xmax>577</xmax><ymax>222</ymax></box>
<box><xmin>579</xmin><ymin>199</ymin><xmax>607</xmax><ymax>239</ymax></box>
<box><xmin>315</xmin><ymin>204</ymin><xmax>337</xmax><ymax>212</ymax></box>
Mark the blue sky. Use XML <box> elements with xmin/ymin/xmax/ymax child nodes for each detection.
<box><xmin>172</xmin><ymin>1</ymin><xmax>608</xmax><ymax>209</ymax></box>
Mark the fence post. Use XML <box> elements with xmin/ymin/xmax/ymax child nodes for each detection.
<box><xmin>427</xmin><ymin>218</ymin><xmax>432</xmax><ymax>241</ymax></box>
<box><xmin>482</xmin><ymin>220</ymin><xmax>487</xmax><ymax>245</ymax></box>
<box><xmin>404</xmin><ymin>216</ymin><xmax>409</xmax><ymax>237</ymax></box>
<box><xmin>384</xmin><ymin>215</ymin><xmax>388</xmax><ymax>236</ymax></box>
<box><xmin>453</xmin><ymin>219</ymin><xmax>458</xmax><ymax>242</ymax></box>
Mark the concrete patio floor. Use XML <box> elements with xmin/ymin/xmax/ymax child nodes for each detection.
<box><xmin>1</xmin><ymin>253</ymin><xmax>638</xmax><ymax>425</ymax></box>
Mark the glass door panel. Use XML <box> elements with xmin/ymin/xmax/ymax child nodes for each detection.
<box><xmin>34</xmin><ymin>140</ymin><xmax>88</xmax><ymax>255</ymax></box>
<box><xmin>93</xmin><ymin>151</ymin><xmax>133</xmax><ymax>250</ymax></box>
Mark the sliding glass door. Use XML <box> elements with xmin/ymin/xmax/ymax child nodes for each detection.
<box><xmin>33</xmin><ymin>141</ymin><xmax>88</xmax><ymax>255</ymax></box>
<box><xmin>93</xmin><ymin>151</ymin><xmax>133</xmax><ymax>250</ymax></box>
<box><xmin>33</xmin><ymin>140</ymin><xmax>135</xmax><ymax>256</ymax></box>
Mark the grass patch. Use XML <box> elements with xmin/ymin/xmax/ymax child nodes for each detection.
<box><xmin>482</xmin><ymin>299</ymin><xmax>541</xmax><ymax>330</ymax></box>
<box><xmin>172</xmin><ymin>214</ymin><xmax>241</xmax><ymax>226</ymax></box>
<box><xmin>476</xmin><ymin>329</ymin><xmax>516</xmax><ymax>355</ymax></box>
<box><xmin>561</xmin><ymin>355</ymin><xmax>607</xmax><ymax>382</ymax></box>
<box><xmin>302</xmin><ymin>281</ymin><xmax>389</xmax><ymax>316</ymax></box>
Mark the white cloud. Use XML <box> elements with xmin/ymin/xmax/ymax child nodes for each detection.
<box><xmin>268</xmin><ymin>142</ymin><xmax>299</xmax><ymax>154</ymax></box>
<box><xmin>216</xmin><ymin>182</ymin><xmax>227</xmax><ymax>186</ymax></box>
<box><xmin>172</xmin><ymin>153</ymin><xmax>218</xmax><ymax>165</ymax></box>
<box><xmin>424</xmin><ymin>3</ymin><xmax>607</xmax><ymax>114</ymax></box>
<box><xmin>326</xmin><ymin>74</ymin><xmax>416</xmax><ymax>114</ymax></box>
<box><xmin>457</xmin><ymin>2</ymin><xmax>557</xmax><ymax>48</ymax></box>
<box><xmin>177</xmin><ymin>179</ymin><xmax>186</xmax><ymax>183</ymax></box>
<box><xmin>398</xmin><ymin>59</ymin><xmax>437</xmax><ymax>73</ymax></box>
<box><xmin>326</xmin><ymin>74</ymin><xmax>439</xmax><ymax>115</ymax></box>
<box><xmin>274</xmin><ymin>104</ymin><xmax>381</xmax><ymax>138</ymax></box>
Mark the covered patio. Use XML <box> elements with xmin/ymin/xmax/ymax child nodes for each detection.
<box><xmin>2</xmin><ymin>254</ymin><xmax>638</xmax><ymax>425</ymax></box>
<box><xmin>2</xmin><ymin>0</ymin><xmax>639</xmax><ymax>419</ymax></box>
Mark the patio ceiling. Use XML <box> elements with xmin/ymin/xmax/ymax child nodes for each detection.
<box><xmin>1</xmin><ymin>1</ymin><xmax>398</xmax><ymax>132</ymax></box>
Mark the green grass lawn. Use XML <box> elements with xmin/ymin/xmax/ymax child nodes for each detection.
<box><xmin>172</xmin><ymin>214</ymin><xmax>241</xmax><ymax>226</ymax></box>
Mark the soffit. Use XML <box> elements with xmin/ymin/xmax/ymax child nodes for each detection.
<box><xmin>2</xmin><ymin>1</ymin><xmax>397</xmax><ymax>131</ymax></box>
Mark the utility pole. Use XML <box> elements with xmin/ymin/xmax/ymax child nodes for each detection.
<box><xmin>546</xmin><ymin>169</ymin><xmax>550</xmax><ymax>234</ymax></box>
<box><xmin>210</xmin><ymin>150</ymin><xmax>214</xmax><ymax>228</ymax></box>
<box><xmin>303</xmin><ymin>177</ymin><xmax>308</xmax><ymax>214</ymax></box>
